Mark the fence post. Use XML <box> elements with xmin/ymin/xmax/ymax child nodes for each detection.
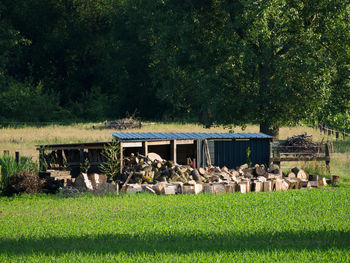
<box><xmin>15</xmin><ymin>151</ymin><xmax>20</xmax><ymax>165</ymax></box>
<box><xmin>325</xmin><ymin>143</ymin><xmax>330</xmax><ymax>172</ymax></box>
<box><xmin>336</xmin><ymin>130</ymin><xmax>339</xmax><ymax>141</ymax></box>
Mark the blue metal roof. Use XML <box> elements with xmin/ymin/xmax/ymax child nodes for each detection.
<box><xmin>112</xmin><ymin>132</ymin><xmax>272</xmax><ymax>141</ymax></box>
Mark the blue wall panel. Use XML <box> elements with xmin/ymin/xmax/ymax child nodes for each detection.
<box><xmin>213</xmin><ymin>139</ymin><xmax>270</xmax><ymax>169</ymax></box>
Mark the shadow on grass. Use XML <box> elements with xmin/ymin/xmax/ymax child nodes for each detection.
<box><xmin>0</xmin><ymin>230</ymin><xmax>349</xmax><ymax>255</ymax></box>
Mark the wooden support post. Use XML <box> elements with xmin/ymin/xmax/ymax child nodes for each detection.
<box><xmin>336</xmin><ymin>130</ymin><xmax>339</xmax><ymax>141</ymax></box>
<box><xmin>15</xmin><ymin>151</ymin><xmax>20</xmax><ymax>165</ymax></box>
<box><xmin>120</xmin><ymin>143</ymin><xmax>124</xmax><ymax>172</ymax></box>
<box><xmin>328</xmin><ymin>128</ymin><xmax>331</xmax><ymax>136</ymax></box>
<box><xmin>192</xmin><ymin>158</ymin><xmax>196</xmax><ymax>169</ymax></box>
<box><xmin>273</xmin><ymin>150</ymin><xmax>281</xmax><ymax>167</ymax></box>
<box><xmin>325</xmin><ymin>143</ymin><xmax>330</xmax><ymax>172</ymax></box>
<box><xmin>39</xmin><ymin>147</ymin><xmax>45</xmax><ymax>171</ymax></box>
<box><xmin>142</xmin><ymin>141</ymin><xmax>148</xmax><ymax>156</ymax></box>
<box><xmin>57</xmin><ymin>149</ymin><xmax>64</xmax><ymax>166</ymax></box>
<box><xmin>79</xmin><ymin>148</ymin><xmax>84</xmax><ymax>171</ymax></box>
<box><xmin>343</xmin><ymin>130</ymin><xmax>346</xmax><ymax>141</ymax></box>
<box><xmin>196</xmin><ymin>140</ymin><xmax>200</xmax><ymax>168</ymax></box>
<box><xmin>170</xmin><ymin>140</ymin><xmax>177</xmax><ymax>164</ymax></box>
<box><xmin>3</xmin><ymin>150</ymin><xmax>9</xmax><ymax>156</ymax></box>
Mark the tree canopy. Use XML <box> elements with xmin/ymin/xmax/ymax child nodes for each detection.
<box><xmin>1</xmin><ymin>0</ymin><xmax>349</xmax><ymax>135</ymax></box>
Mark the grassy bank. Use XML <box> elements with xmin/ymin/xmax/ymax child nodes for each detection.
<box><xmin>0</xmin><ymin>190</ymin><xmax>349</xmax><ymax>262</ymax></box>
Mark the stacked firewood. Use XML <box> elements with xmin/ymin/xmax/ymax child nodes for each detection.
<box><xmin>121</xmin><ymin>153</ymin><xmax>329</xmax><ymax>195</ymax></box>
<box><xmin>279</xmin><ymin>134</ymin><xmax>321</xmax><ymax>153</ymax></box>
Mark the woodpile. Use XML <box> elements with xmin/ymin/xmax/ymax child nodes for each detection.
<box><xmin>104</xmin><ymin>118</ymin><xmax>141</xmax><ymax>129</ymax></box>
<box><xmin>120</xmin><ymin>153</ymin><xmax>332</xmax><ymax>195</ymax></box>
<box><xmin>279</xmin><ymin>134</ymin><xmax>321</xmax><ymax>153</ymax></box>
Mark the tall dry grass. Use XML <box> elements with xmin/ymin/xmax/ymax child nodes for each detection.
<box><xmin>0</xmin><ymin>122</ymin><xmax>348</xmax><ymax>184</ymax></box>
<box><xmin>0</xmin><ymin>122</ymin><xmax>342</xmax><ymax>158</ymax></box>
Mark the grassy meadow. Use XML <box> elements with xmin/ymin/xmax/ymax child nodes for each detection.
<box><xmin>0</xmin><ymin>123</ymin><xmax>349</xmax><ymax>262</ymax></box>
<box><xmin>0</xmin><ymin>190</ymin><xmax>349</xmax><ymax>262</ymax></box>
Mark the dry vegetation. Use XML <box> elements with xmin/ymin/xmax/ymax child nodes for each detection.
<box><xmin>0</xmin><ymin>122</ymin><xmax>348</xmax><ymax>184</ymax></box>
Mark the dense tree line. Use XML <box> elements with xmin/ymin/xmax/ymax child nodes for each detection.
<box><xmin>0</xmin><ymin>0</ymin><xmax>349</xmax><ymax>136</ymax></box>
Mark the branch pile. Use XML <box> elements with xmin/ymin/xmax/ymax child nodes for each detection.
<box><xmin>279</xmin><ymin>134</ymin><xmax>321</xmax><ymax>153</ymax></box>
<box><xmin>105</xmin><ymin>118</ymin><xmax>141</xmax><ymax>129</ymax></box>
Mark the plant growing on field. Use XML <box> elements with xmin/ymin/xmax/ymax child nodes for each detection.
<box><xmin>80</xmin><ymin>158</ymin><xmax>90</xmax><ymax>174</ymax></box>
<box><xmin>246</xmin><ymin>147</ymin><xmax>252</xmax><ymax>167</ymax></box>
<box><xmin>99</xmin><ymin>140</ymin><xmax>120</xmax><ymax>183</ymax></box>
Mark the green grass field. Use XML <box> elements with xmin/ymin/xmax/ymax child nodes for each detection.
<box><xmin>0</xmin><ymin>190</ymin><xmax>349</xmax><ymax>262</ymax></box>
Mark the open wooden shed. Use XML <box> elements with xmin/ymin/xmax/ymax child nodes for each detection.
<box><xmin>37</xmin><ymin>132</ymin><xmax>272</xmax><ymax>176</ymax></box>
<box><xmin>112</xmin><ymin>132</ymin><xmax>273</xmax><ymax>170</ymax></box>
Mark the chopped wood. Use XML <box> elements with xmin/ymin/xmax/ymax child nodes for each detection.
<box><xmin>255</xmin><ymin>165</ymin><xmax>267</xmax><ymax>176</ymax></box>
<box><xmin>318</xmin><ymin>177</ymin><xmax>327</xmax><ymax>186</ymax></box>
<box><xmin>191</xmin><ymin>169</ymin><xmax>202</xmax><ymax>182</ymax></box>
<box><xmin>254</xmin><ymin>181</ymin><xmax>264</xmax><ymax>192</ymax></box>
<box><xmin>263</xmin><ymin>181</ymin><xmax>272</xmax><ymax>192</ymax></box>
<box><xmin>296</xmin><ymin>170</ymin><xmax>308</xmax><ymax>180</ymax></box>
<box><xmin>331</xmin><ymin>175</ymin><xmax>340</xmax><ymax>184</ymax></box>
<box><xmin>119</xmin><ymin>152</ymin><xmax>325</xmax><ymax>195</ymax></box>
<box><xmin>147</xmin><ymin>153</ymin><xmax>163</xmax><ymax>162</ymax></box>
<box><xmin>287</xmin><ymin>172</ymin><xmax>296</xmax><ymax>178</ymax></box>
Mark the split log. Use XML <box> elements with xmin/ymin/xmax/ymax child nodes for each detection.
<box><xmin>268</xmin><ymin>164</ymin><xmax>280</xmax><ymax>174</ymax></box>
<box><xmin>287</xmin><ymin>172</ymin><xmax>296</xmax><ymax>178</ymax></box>
<box><xmin>281</xmin><ymin>180</ymin><xmax>289</xmax><ymax>191</ymax></box>
<box><xmin>147</xmin><ymin>153</ymin><xmax>163</xmax><ymax>162</ymax></box>
<box><xmin>296</xmin><ymin>170</ymin><xmax>308</xmax><ymax>180</ymax></box>
<box><xmin>318</xmin><ymin>177</ymin><xmax>327</xmax><ymax>186</ymax></box>
<box><xmin>263</xmin><ymin>181</ymin><xmax>272</xmax><ymax>192</ymax></box>
<box><xmin>212</xmin><ymin>183</ymin><xmax>226</xmax><ymax>194</ymax></box>
<box><xmin>254</xmin><ymin>181</ymin><xmax>264</xmax><ymax>192</ymax></box>
<box><xmin>238</xmin><ymin>182</ymin><xmax>247</xmax><ymax>193</ymax></box>
<box><xmin>203</xmin><ymin>183</ymin><xmax>215</xmax><ymax>193</ymax></box>
<box><xmin>255</xmin><ymin>165</ymin><xmax>267</xmax><ymax>176</ymax></box>
<box><xmin>309</xmin><ymin>174</ymin><xmax>318</xmax><ymax>181</ymax></box>
<box><xmin>291</xmin><ymin>167</ymin><xmax>301</xmax><ymax>175</ymax></box>
<box><xmin>331</xmin><ymin>175</ymin><xmax>340</xmax><ymax>185</ymax></box>
<box><xmin>191</xmin><ymin>169</ymin><xmax>202</xmax><ymax>182</ymax></box>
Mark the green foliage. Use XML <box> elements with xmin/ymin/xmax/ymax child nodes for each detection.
<box><xmin>246</xmin><ymin>147</ymin><xmax>252</xmax><ymax>167</ymax></box>
<box><xmin>302</xmin><ymin>161</ymin><xmax>330</xmax><ymax>177</ymax></box>
<box><xmin>99</xmin><ymin>140</ymin><xmax>121</xmax><ymax>183</ymax></box>
<box><xmin>0</xmin><ymin>81</ymin><xmax>62</xmax><ymax>122</ymax></box>
<box><xmin>0</xmin><ymin>0</ymin><xmax>349</xmax><ymax>128</ymax></box>
<box><xmin>333</xmin><ymin>140</ymin><xmax>350</xmax><ymax>154</ymax></box>
<box><xmin>0</xmin><ymin>190</ymin><xmax>349</xmax><ymax>262</ymax></box>
<box><xmin>80</xmin><ymin>158</ymin><xmax>91</xmax><ymax>174</ymax></box>
<box><xmin>0</xmin><ymin>154</ymin><xmax>38</xmax><ymax>190</ymax></box>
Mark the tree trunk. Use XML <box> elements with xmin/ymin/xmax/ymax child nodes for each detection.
<box><xmin>260</xmin><ymin>120</ymin><xmax>280</xmax><ymax>140</ymax></box>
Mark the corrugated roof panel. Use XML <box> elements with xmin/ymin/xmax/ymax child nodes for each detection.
<box><xmin>112</xmin><ymin>132</ymin><xmax>272</xmax><ymax>141</ymax></box>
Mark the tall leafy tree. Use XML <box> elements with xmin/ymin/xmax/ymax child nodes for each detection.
<box><xmin>149</xmin><ymin>0</ymin><xmax>347</xmax><ymax>137</ymax></box>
